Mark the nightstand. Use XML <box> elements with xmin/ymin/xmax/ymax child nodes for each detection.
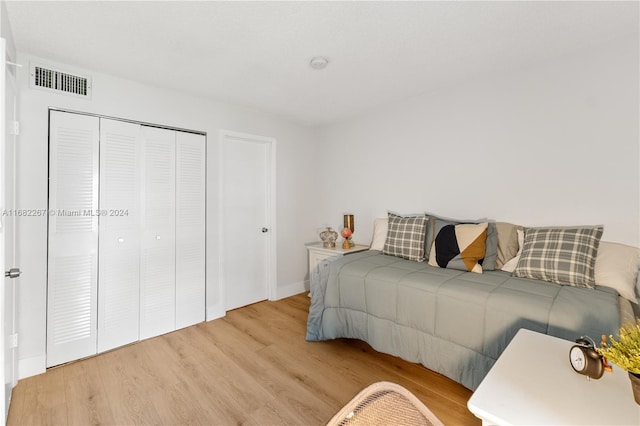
<box><xmin>467</xmin><ymin>328</ymin><xmax>640</xmax><ymax>425</ymax></box>
<box><xmin>306</xmin><ymin>242</ymin><xmax>369</xmax><ymax>277</ymax></box>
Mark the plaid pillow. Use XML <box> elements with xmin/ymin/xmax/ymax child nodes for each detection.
<box><xmin>512</xmin><ymin>226</ymin><xmax>603</xmax><ymax>288</ymax></box>
<box><xmin>382</xmin><ymin>213</ymin><xmax>428</xmax><ymax>262</ymax></box>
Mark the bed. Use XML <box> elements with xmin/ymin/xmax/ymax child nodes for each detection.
<box><xmin>306</xmin><ymin>227</ymin><xmax>636</xmax><ymax>391</ymax></box>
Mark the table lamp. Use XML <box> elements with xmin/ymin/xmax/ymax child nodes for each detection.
<box><xmin>342</xmin><ymin>214</ymin><xmax>354</xmax><ymax>249</ymax></box>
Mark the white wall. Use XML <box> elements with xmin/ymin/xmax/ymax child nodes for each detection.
<box><xmin>317</xmin><ymin>35</ymin><xmax>639</xmax><ymax>248</ymax></box>
<box><xmin>14</xmin><ymin>30</ymin><xmax>639</xmax><ymax>381</ymax></box>
<box><xmin>15</xmin><ymin>53</ymin><xmax>321</xmax><ymax>378</ymax></box>
<box><xmin>0</xmin><ymin>3</ymin><xmax>13</xmax><ymax>62</ymax></box>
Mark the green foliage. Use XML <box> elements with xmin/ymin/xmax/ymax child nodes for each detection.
<box><xmin>597</xmin><ymin>318</ymin><xmax>640</xmax><ymax>375</ymax></box>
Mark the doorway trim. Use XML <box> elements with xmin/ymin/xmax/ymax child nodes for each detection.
<box><xmin>218</xmin><ymin>130</ymin><xmax>277</xmax><ymax>312</ymax></box>
<box><xmin>1</xmin><ymin>35</ymin><xmax>20</xmax><ymax>421</ymax></box>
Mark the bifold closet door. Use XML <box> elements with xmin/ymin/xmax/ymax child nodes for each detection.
<box><xmin>140</xmin><ymin>126</ymin><xmax>176</xmax><ymax>340</ymax></box>
<box><xmin>47</xmin><ymin>111</ymin><xmax>99</xmax><ymax>367</ymax></box>
<box><xmin>175</xmin><ymin>132</ymin><xmax>206</xmax><ymax>329</ymax></box>
<box><xmin>97</xmin><ymin>119</ymin><xmax>142</xmax><ymax>352</ymax></box>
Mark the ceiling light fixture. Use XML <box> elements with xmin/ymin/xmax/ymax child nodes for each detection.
<box><xmin>309</xmin><ymin>56</ymin><xmax>329</xmax><ymax>70</ymax></box>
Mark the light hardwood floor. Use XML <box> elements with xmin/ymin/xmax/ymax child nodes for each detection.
<box><xmin>7</xmin><ymin>293</ymin><xmax>480</xmax><ymax>425</ymax></box>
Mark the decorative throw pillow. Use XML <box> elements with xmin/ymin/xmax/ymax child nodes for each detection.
<box><xmin>428</xmin><ymin>222</ymin><xmax>488</xmax><ymax>273</ymax></box>
<box><xmin>512</xmin><ymin>226</ymin><xmax>604</xmax><ymax>288</ymax></box>
<box><xmin>484</xmin><ymin>222</ymin><xmax>498</xmax><ymax>270</ymax></box>
<box><xmin>370</xmin><ymin>217</ymin><xmax>388</xmax><ymax>251</ymax></box>
<box><xmin>382</xmin><ymin>213</ymin><xmax>428</xmax><ymax>262</ymax></box>
<box><xmin>594</xmin><ymin>241</ymin><xmax>640</xmax><ymax>303</ymax></box>
<box><xmin>500</xmin><ymin>229</ymin><xmax>524</xmax><ymax>273</ymax></box>
<box><xmin>425</xmin><ymin>214</ymin><xmax>497</xmax><ymax>269</ymax></box>
<box><xmin>495</xmin><ymin>222</ymin><xmax>524</xmax><ymax>269</ymax></box>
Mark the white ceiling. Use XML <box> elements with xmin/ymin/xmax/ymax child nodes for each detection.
<box><xmin>5</xmin><ymin>1</ymin><xmax>638</xmax><ymax>127</ymax></box>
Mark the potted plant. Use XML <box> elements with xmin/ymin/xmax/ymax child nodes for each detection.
<box><xmin>597</xmin><ymin>318</ymin><xmax>640</xmax><ymax>405</ymax></box>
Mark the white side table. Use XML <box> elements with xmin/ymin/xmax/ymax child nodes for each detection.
<box><xmin>467</xmin><ymin>328</ymin><xmax>639</xmax><ymax>425</ymax></box>
<box><xmin>305</xmin><ymin>242</ymin><xmax>369</xmax><ymax>278</ymax></box>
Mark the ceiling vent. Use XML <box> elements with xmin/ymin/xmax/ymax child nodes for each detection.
<box><xmin>30</xmin><ymin>63</ymin><xmax>92</xmax><ymax>98</ymax></box>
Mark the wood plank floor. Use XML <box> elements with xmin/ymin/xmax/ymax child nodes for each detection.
<box><xmin>7</xmin><ymin>293</ymin><xmax>480</xmax><ymax>425</ymax></box>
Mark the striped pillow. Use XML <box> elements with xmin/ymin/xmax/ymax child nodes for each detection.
<box><xmin>512</xmin><ymin>226</ymin><xmax>603</xmax><ymax>288</ymax></box>
<box><xmin>382</xmin><ymin>213</ymin><xmax>428</xmax><ymax>262</ymax></box>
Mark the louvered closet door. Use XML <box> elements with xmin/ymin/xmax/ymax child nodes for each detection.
<box><xmin>97</xmin><ymin>119</ymin><xmax>142</xmax><ymax>352</ymax></box>
<box><xmin>175</xmin><ymin>132</ymin><xmax>205</xmax><ymax>329</ymax></box>
<box><xmin>47</xmin><ymin>111</ymin><xmax>99</xmax><ymax>367</ymax></box>
<box><xmin>140</xmin><ymin>126</ymin><xmax>176</xmax><ymax>340</ymax></box>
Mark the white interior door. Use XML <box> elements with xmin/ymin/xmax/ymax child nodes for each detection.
<box><xmin>98</xmin><ymin>119</ymin><xmax>142</xmax><ymax>352</ymax></box>
<box><xmin>140</xmin><ymin>126</ymin><xmax>176</xmax><ymax>339</ymax></box>
<box><xmin>1</xmin><ymin>36</ymin><xmax>19</xmax><ymax>422</ymax></box>
<box><xmin>175</xmin><ymin>132</ymin><xmax>205</xmax><ymax>329</ymax></box>
<box><xmin>47</xmin><ymin>111</ymin><xmax>99</xmax><ymax>367</ymax></box>
<box><xmin>220</xmin><ymin>131</ymin><xmax>275</xmax><ymax>311</ymax></box>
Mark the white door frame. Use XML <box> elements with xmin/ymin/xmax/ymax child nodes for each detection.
<box><xmin>218</xmin><ymin>130</ymin><xmax>277</xmax><ymax>311</ymax></box>
<box><xmin>0</xmin><ymin>38</ymin><xmax>19</xmax><ymax>424</ymax></box>
<box><xmin>0</xmin><ymin>35</ymin><xmax>19</xmax><ymax>422</ymax></box>
<box><xmin>0</xmin><ymin>36</ymin><xmax>7</xmax><ymax>422</ymax></box>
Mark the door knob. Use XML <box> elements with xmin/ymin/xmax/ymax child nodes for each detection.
<box><xmin>5</xmin><ymin>268</ymin><xmax>21</xmax><ymax>279</ymax></box>
<box><xmin>261</xmin><ymin>227</ymin><xmax>269</xmax><ymax>233</ymax></box>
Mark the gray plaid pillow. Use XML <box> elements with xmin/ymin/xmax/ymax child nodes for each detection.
<box><xmin>512</xmin><ymin>226</ymin><xmax>603</xmax><ymax>288</ymax></box>
<box><xmin>382</xmin><ymin>213</ymin><xmax>428</xmax><ymax>262</ymax></box>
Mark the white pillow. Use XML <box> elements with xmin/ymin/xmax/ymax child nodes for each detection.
<box><xmin>370</xmin><ymin>217</ymin><xmax>388</xmax><ymax>251</ymax></box>
<box><xmin>594</xmin><ymin>241</ymin><xmax>640</xmax><ymax>303</ymax></box>
<box><xmin>501</xmin><ymin>229</ymin><xmax>524</xmax><ymax>273</ymax></box>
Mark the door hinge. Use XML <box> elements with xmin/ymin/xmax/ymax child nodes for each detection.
<box><xmin>9</xmin><ymin>333</ymin><xmax>18</xmax><ymax>349</ymax></box>
<box><xmin>10</xmin><ymin>121</ymin><xmax>19</xmax><ymax>136</ymax></box>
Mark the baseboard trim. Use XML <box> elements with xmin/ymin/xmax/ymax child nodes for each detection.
<box><xmin>19</xmin><ymin>354</ymin><xmax>46</xmax><ymax>380</ymax></box>
<box><xmin>206</xmin><ymin>281</ymin><xmax>308</xmax><ymax>320</ymax></box>
<box><xmin>206</xmin><ymin>302</ymin><xmax>226</xmax><ymax>322</ymax></box>
<box><xmin>274</xmin><ymin>280</ymin><xmax>308</xmax><ymax>300</ymax></box>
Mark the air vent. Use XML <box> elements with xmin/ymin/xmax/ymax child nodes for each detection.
<box><xmin>30</xmin><ymin>63</ymin><xmax>92</xmax><ymax>98</ymax></box>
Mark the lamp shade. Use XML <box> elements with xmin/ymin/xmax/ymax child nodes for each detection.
<box><xmin>344</xmin><ymin>214</ymin><xmax>354</xmax><ymax>232</ymax></box>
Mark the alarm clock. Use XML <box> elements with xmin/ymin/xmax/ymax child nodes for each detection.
<box><xmin>569</xmin><ymin>336</ymin><xmax>604</xmax><ymax>379</ymax></box>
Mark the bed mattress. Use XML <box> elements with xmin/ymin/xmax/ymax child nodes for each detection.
<box><xmin>306</xmin><ymin>250</ymin><xmax>621</xmax><ymax>390</ymax></box>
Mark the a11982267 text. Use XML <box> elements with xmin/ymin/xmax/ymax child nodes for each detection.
<box><xmin>1</xmin><ymin>209</ymin><xmax>129</xmax><ymax>217</ymax></box>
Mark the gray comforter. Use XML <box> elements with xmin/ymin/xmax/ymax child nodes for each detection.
<box><xmin>306</xmin><ymin>250</ymin><xmax>621</xmax><ymax>390</ymax></box>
